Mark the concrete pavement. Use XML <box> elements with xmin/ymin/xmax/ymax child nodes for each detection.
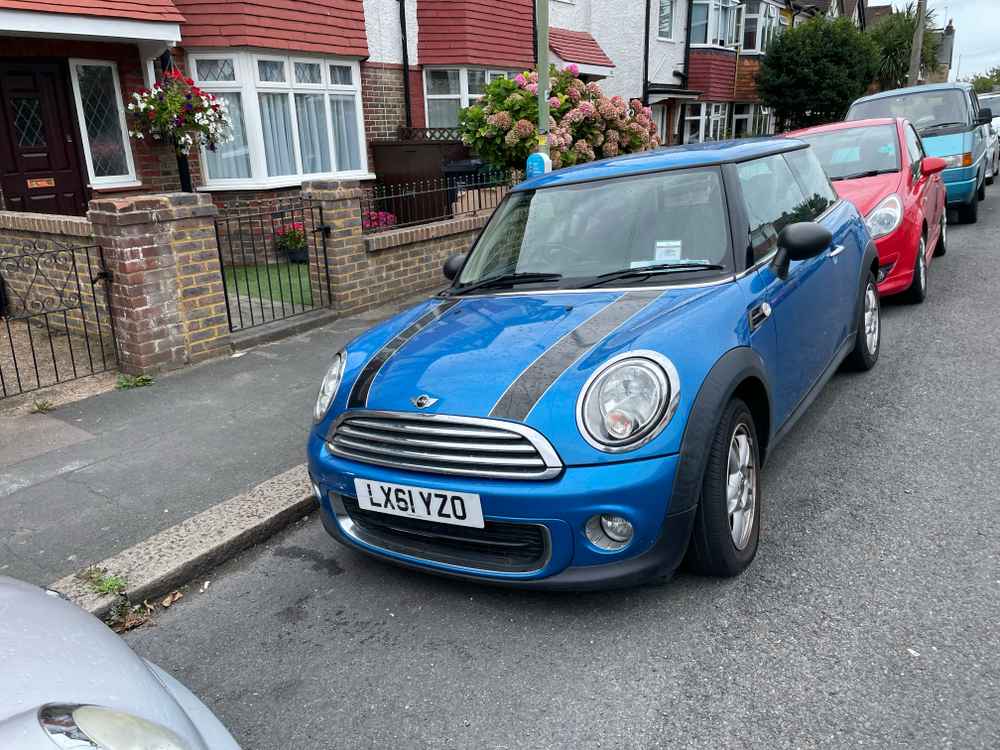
<box><xmin>126</xmin><ymin>192</ymin><xmax>1000</xmax><ymax>748</ymax></box>
<box><xmin>0</xmin><ymin>294</ymin><xmax>424</xmax><ymax>585</ymax></box>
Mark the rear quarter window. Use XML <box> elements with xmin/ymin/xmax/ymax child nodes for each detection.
<box><xmin>783</xmin><ymin>148</ymin><xmax>838</xmax><ymax>218</ymax></box>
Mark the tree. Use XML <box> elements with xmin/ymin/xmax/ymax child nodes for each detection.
<box><xmin>458</xmin><ymin>66</ymin><xmax>659</xmax><ymax>172</ymax></box>
<box><xmin>756</xmin><ymin>17</ymin><xmax>879</xmax><ymax>130</ymax></box>
<box><xmin>867</xmin><ymin>2</ymin><xmax>940</xmax><ymax>91</ymax></box>
<box><xmin>967</xmin><ymin>66</ymin><xmax>1000</xmax><ymax>94</ymax></box>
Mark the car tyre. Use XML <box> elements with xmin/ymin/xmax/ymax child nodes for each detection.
<box><xmin>934</xmin><ymin>210</ymin><xmax>947</xmax><ymax>256</ymax></box>
<box><xmin>685</xmin><ymin>398</ymin><xmax>761</xmax><ymax>578</ymax></box>
<box><xmin>845</xmin><ymin>273</ymin><xmax>881</xmax><ymax>371</ymax></box>
<box><xmin>902</xmin><ymin>234</ymin><xmax>928</xmax><ymax>304</ymax></box>
<box><xmin>958</xmin><ymin>195</ymin><xmax>979</xmax><ymax>224</ymax></box>
<box><xmin>977</xmin><ymin>178</ymin><xmax>986</xmax><ymax>201</ymax></box>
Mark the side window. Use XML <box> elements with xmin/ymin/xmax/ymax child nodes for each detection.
<box><xmin>783</xmin><ymin>148</ymin><xmax>838</xmax><ymax>219</ymax></box>
<box><xmin>736</xmin><ymin>154</ymin><xmax>810</xmax><ymax>265</ymax></box>
<box><xmin>903</xmin><ymin>124</ymin><xmax>923</xmax><ymax>179</ymax></box>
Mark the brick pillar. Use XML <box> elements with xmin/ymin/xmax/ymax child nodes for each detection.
<box><xmin>88</xmin><ymin>193</ymin><xmax>231</xmax><ymax>375</ymax></box>
<box><xmin>301</xmin><ymin>180</ymin><xmax>370</xmax><ymax>316</ymax></box>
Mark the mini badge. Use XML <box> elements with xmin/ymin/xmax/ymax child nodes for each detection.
<box><xmin>411</xmin><ymin>394</ymin><xmax>439</xmax><ymax>409</ymax></box>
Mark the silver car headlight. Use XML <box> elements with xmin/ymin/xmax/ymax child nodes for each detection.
<box><xmin>865</xmin><ymin>193</ymin><xmax>903</xmax><ymax>239</ymax></box>
<box><xmin>313</xmin><ymin>352</ymin><xmax>345</xmax><ymax>423</ymax></box>
<box><xmin>40</xmin><ymin>704</ymin><xmax>189</xmax><ymax>749</ymax></box>
<box><xmin>577</xmin><ymin>350</ymin><xmax>680</xmax><ymax>452</ymax></box>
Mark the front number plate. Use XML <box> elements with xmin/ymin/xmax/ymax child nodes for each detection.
<box><xmin>353</xmin><ymin>479</ymin><xmax>485</xmax><ymax>529</ymax></box>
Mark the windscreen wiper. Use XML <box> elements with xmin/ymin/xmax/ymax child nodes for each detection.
<box><xmin>832</xmin><ymin>169</ymin><xmax>897</xmax><ymax>181</ymax></box>
<box><xmin>583</xmin><ymin>262</ymin><xmax>724</xmax><ymax>288</ymax></box>
<box><xmin>920</xmin><ymin>121</ymin><xmax>966</xmax><ymax>132</ymax></box>
<box><xmin>449</xmin><ymin>271</ymin><xmax>563</xmax><ymax>295</ymax></box>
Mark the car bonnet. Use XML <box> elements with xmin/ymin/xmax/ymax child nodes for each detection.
<box><xmin>0</xmin><ymin>576</ymin><xmax>209</xmax><ymax>749</ymax></box>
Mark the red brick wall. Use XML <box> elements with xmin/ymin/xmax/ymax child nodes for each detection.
<box><xmin>734</xmin><ymin>56</ymin><xmax>762</xmax><ymax>103</ymax></box>
<box><xmin>1</xmin><ymin>38</ymin><xmax>183</xmax><ymax>199</ymax></box>
<box><xmin>418</xmin><ymin>0</ymin><xmax>534</xmax><ymax>68</ymax></box>
<box><xmin>689</xmin><ymin>48</ymin><xmax>738</xmax><ymax>102</ymax></box>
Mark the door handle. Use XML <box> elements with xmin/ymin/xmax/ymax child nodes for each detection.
<box><xmin>828</xmin><ymin>245</ymin><xmax>845</xmax><ymax>257</ymax></box>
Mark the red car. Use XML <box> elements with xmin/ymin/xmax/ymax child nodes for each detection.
<box><xmin>788</xmin><ymin>118</ymin><xmax>947</xmax><ymax>302</ymax></box>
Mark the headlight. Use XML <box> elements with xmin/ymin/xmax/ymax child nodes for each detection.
<box><xmin>39</xmin><ymin>704</ymin><xmax>189</xmax><ymax>749</ymax></box>
<box><xmin>313</xmin><ymin>352</ymin><xmax>345</xmax><ymax>422</ymax></box>
<box><xmin>940</xmin><ymin>152</ymin><xmax>972</xmax><ymax>169</ymax></box>
<box><xmin>577</xmin><ymin>350</ymin><xmax>680</xmax><ymax>452</ymax></box>
<box><xmin>865</xmin><ymin>193</ymin><xmax>903</xmax><ymax>239</ymax></box>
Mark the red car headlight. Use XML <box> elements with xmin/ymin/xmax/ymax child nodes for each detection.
<box><xmin>865</xmin><ymin>194</ymin><xmax>903</xmax><ymax>239</ymax></box>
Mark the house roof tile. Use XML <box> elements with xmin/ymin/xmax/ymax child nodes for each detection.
<box><xmin>174</xmin><ymin>0</ymin><xmax>368</xmax><ymax>57</ymax></box>
<box><xmin>548</xmin><ymin>27</ymin><xmax>614</xmax><ymax>68</ymax></box>
<box><xmin>0</xmin><ymin>0</ymin><xmax>184</xmax><ymax>23</ymax></box>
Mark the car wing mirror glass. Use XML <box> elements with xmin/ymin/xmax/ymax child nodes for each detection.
<box><xmin>443</xmin><ymin>252</ymin><xmax>466</xmax><ymax>281</ymax></box>
<box><xmin>979</xmin><ymin>107</ymin><xmax>993</xmax><ymax>125</ymax></box>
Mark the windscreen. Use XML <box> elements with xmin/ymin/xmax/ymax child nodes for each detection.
<box><xmin>798</xmin><ymin>125</ymin><xmax>901</xmax><ymax>180</ymax></box>
<box><xmin>847</xmin><ymin>89</ymin><xmax>970</xmax><ymax>133</ymax></box>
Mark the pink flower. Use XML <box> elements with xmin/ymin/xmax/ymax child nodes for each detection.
<box><xmin>527</xmin><ymin>83</ymin><xmax>538</xmax><ymax>94</ymax></box>
<box><xmin>585</xmin><ymin>81</ymin><xmax>603</xmax><ymax>97</ymax></box>
<box><xmin>566</xmin><ymin>64</ymin><xmax>580</xmax><ymax>76</ymax></box>
<box><xmin>487</xmin><ymin>111</ymin><xmax>513</xmax><ymax>130</ymax></box>
<box><xmin>514</xmin><ymin>73</ymin><xmax>527</xmax><ymax>88</ymax></box>
<box><xmin>548</xmin><ymin>96</ymin><xmax>560</xmax><ymax>108</ymax></box>
<box><xmin>568</xmin><ymin>87</ymin><xmax>581</xmax><ymax>102</ymax></box>
<box><xmin>515</xmin><ymin>119</ymin><xmax>535</xmax><ymax>138</ymax></box>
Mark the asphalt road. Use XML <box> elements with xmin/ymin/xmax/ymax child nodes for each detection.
<box><xmin>128</xmin><ymin>192</ymin><xmax>1000</xmax><ymax>749</ymax></box>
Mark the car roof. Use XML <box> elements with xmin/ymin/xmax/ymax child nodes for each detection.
<box><xmin>852</xmin><ymin>81</ymin><xmax>972</xmax><ymax>106</ymax></box>
<box><xmin>786</xmin><ymin>118</ymin><xmax>901</xmax><ymax>137</ymax></box>
<box><xmin>514</xmin><ymin>137</ymin><xmax>807</xmax><ymax>191</ymax></box>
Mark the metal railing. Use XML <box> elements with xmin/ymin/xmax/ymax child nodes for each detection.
<box><xmin>360</xmin><ymin>172</ymin><xmax>515</xmax><ymax>234</ymax></box>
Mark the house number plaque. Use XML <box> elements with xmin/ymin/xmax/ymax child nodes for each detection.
<box><xmin>27</xmin><ymin>178</ymin><xmax>55</xmax><ymax>189</ymax></box>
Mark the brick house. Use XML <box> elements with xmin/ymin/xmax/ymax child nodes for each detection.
<box><xmin>681</xmin><ymin>0</ymin><xmax>866</xmax><ymax>143</ymax></box>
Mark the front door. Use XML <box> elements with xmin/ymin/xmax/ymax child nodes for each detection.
<box><xmin>0</xmin><ymin>61</ymin><xmax>87</xmax><ymax>215</ymax></box>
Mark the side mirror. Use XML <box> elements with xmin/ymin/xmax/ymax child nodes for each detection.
<box><xmin>443</xmin><ymin>252</ymin><xmax>466</xmax><ymax>281</ymax></box>
<box><xmin>978</xmin><ymin>107</ymin><xmax>993</xmax><ymax>125</ymax></box>
<box><xmin>921</xmin><ymin>156</ymin><xmax>947</xmax><ymax>176</ymax></box>
<box><xmin>770</xmin><ymin>222</ymin><xmax>832</xmax><ymax>280</ymax></box>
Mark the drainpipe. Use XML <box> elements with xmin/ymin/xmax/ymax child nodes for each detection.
<box><xmin>642</xmin><ymin>0</ymin><xmax>652</xmax><ymax>104</ymax></box>
<box><xmin>399</xmin><ymin>0</ymin><xmax>413</xmax><ymax>129</ymax></box>
<box><xmin>680</xmin><ymin>0</ymin><xmax>694</xmax><ymax>143</ymax></box>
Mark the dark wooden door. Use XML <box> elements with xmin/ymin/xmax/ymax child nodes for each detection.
<box><xmin>0</xmin><ymin>61</ymin><xmax>87</xmax><ymax>215</ymax></box>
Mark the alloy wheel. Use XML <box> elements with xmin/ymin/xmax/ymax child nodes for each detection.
<box><xmin>726</xmin><ymin>423</ymin><xmax>757</xmax><ymax>551</ymax></box>
<box><xmin>864</xmin><ymin>283</ymin><xmax>880</xmax><ymax>355</ymax></box>
<box><xmin>941</xmin><ymin>211</ymin><xmax>947</xmax><ymax>248</ymax></box>
<box><xmin>917</xmin><ymin>237</ymin><xmax>927</xmax><ymax>293</ymax></box>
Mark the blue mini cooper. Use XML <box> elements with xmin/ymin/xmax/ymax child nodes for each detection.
<box><xmin>308</xmin><ymin>139</ymin><xmax>881</xmax><ymax>588</ymax></box>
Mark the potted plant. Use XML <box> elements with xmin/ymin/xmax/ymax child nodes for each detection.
<box><xmin>127</xmin><ymin>68</ymin><xmax>232</xmax><ymax>191</ymax></box>
<box><xmin>275</xmin><ymin>222</ymin><xmax>309</xmax><ymax>263</ymax></box>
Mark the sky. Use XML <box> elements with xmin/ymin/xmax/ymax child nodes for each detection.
<box><xmin>867</xmin><ymin>0</ymin><xmax>1000</xmax><ymax>80</ymax></box>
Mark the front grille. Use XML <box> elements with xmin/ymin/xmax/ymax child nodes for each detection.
<box><xmin>340</xmin><ymin>494</ymin><xmax>549</xmax><ymax>572</ymax></box>
<box><xmin>326</xmin><ymin>411</ymin><xmax>562</xmax><ymax>480</ymax></box>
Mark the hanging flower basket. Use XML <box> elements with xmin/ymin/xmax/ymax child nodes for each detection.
<box><xmin>127</xmin><ymin>69</ymin><xmax>233</xmax><ymax>156</ymax></box>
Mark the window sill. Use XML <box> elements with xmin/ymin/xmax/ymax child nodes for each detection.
<box><xmin>88</xmin><ymin>180</ymin><xmax>143</xmax><ymax>192</ymax></box>
<box><xmin>689</xmin><ymin>44</ymin><xmax>737</xmax><ymax>52</ymax></box>
<box><xmin>655</xmin><ymin>36</ymin><xmax>677</xmax><ymax>43</ymax></box>
<box><xmin>197</xmin><ymin>172</ymin><xmax>376</xmax><ymax>192</ymax></box>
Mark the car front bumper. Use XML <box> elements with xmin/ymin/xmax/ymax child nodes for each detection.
<box><xmin>942</xmin><ymin>165</ymin><xmax>978</xmax><ymax>205</ymax></box>
<box><xmin>308</xmin><ymin>430</ymin><xmax>695</xmax><ymax>589</ymax></box>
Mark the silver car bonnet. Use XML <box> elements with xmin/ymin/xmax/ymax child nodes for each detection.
<box><xmin>0</xmin><ymin>576</ymin><xmax>210</xmax><ymax>749</ymax></box>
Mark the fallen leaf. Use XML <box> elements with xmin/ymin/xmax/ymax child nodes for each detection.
<box><xmin>161</xmin><ymin>591</ymin><xmax>183</xmax><ymax>608</ymax></box>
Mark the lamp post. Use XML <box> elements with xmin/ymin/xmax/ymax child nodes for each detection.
<box><xmin>527</xmin><ymin>0</ymin><xmax>552</xmax><ymax>176</ymax></box>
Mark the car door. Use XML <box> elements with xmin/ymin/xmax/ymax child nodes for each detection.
<box><xmin>903</xmin><ymin>123</ymin><xmax>939</xmax><ymax>249</ymax></box>
<box><xmin>969</xmin><ymin>90</ymin><xmax>988</xmax><ymax>179</ymax></box>
<box><xmin>735</xmin><ymin>152</ymin><xmax>842</xmax><ymax>425</ymax></box>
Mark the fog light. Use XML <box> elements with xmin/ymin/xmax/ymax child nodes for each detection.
<box><xmin>601</xmin><ymin>514</ymin><xmax>633</xmax><ymax>543</ymax></box>
<box><xmin>585</xmin><ymin>514</ymin><xmax>633</xmax><ymax>551</ymax></box>
<box><xmin>877</xmin><ymin>263</ymin><xmax>894</xmax><ymax>282</ymax></box>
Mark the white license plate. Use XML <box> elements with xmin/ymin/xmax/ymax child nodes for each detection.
<box><xmin>353</xmin><ymin>478</ymin><xmax>485</xmax><ymax>529</ymax></box>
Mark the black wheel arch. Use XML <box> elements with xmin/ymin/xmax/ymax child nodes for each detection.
<box><xmin>667</xmin><ymin>346</ymin><xmax>772</xmax><ymax>516</ymax></box>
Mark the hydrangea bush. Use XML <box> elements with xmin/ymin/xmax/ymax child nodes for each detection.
<box><xmin>128</xmin><ymin>69</ymin><xmax>232</xmax><ymax>155</ymax></box>
<box><xmin>458</xmin><ymin>65</ymin><xmax>659</xmax><ymax>171</ymax></box>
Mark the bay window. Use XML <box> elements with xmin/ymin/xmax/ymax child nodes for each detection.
<box><xmin>741</xmin><ymin>1</ymin><xmax>782</xmax><ymax>53</ymax></box>
<box><xmin>69</xmin><ymin>59</ymin><xmax>137</xmax><ymax>187</ymax></box>
<box><xmin>683</xmin><ymin>102</ymin><xmax>730</xmax><ymax>143</ymax></box>
<box><xmin>191</xmin><ymin>51</ymin><xmax>366</xmax><ymax>188</ymax></box>
<box><xmin>658</xmin><ymin>0</ymin><xmax>674</xmax><ymax>39</ymax></box>
<box><xmin>690</xmin><ymin>0</ymin><xmax>739</xmax><ymax>47</ymax></box>
<box><xmin>424</xmin><ymin>68</ymin><xmax>516</xmax><ymax>128</ymax></box>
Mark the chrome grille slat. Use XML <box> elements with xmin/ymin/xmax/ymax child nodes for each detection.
<box><xmin>327</xmin><ymin>411</ymin><xmax>563</xmax><ymax>480</ymax></box>
<box><xmin>338</xmin><ymin>424</ymin><xmax>539</xmax><ymax>453</ymax></box>
<box><xmin>346</xmin><ymin>417</ymin><xmax>522</xmax><ymax>440</ymax></box>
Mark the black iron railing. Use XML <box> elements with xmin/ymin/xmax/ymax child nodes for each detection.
<box><xmin>361</xmin><ymin>172</ymin><xmax>515</xmax><ymax>234</ymax></box>
<box><xmin>0</xmin><ymin>242</ymin><xmax>118</xmax><ymax>399</ymax></box>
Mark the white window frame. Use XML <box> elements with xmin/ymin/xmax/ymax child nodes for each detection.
<box><xmin>690</xmin><ymin>0</ymin><xmax>740</xmax><ymax>49</ymax></box>
<box><xmin>68</xmin><ymin>58</ymin><xmax>139</xmax><ymax>188</ymax></box>
<box><xmin>189</xmin><ymin>50</ymin><xmax>370</xmax><ymax>191</ymax></box>
<box><xmin>657</xmin><ymin>0</ymin><xmax>675</xmax><ymax>41</ymax></box>
<box><xmin>741</xmin><ymin>1</ymin><xmax>783</xmax><ymax>53</ymax></box>
<box><xmin>683</xmin><ymin>101</ymin><xmax>731</xmax><ymax>143</ymax></box>
<box><xmin>423</xmin><ymin>67</ymin><xmax>516</xmax><ymax>128</ymax></box>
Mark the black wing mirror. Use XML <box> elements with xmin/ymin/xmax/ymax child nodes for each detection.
<box><xmin>771</xmin><ymin>222</ymin><xmax>833</xmax><ymax>279</ymax></box>
<box><xmin>443</xmin><ymin>252</ymin><xmax>466</xmax><ymax>281</ymax></box>
<box><xmin>979</xmin><ymin>107</ymin><xmax>993</xmax><ymax>125</ymax></box>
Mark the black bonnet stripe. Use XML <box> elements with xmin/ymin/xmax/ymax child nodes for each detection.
<box><xmin>347</xmin><ymin>299</ymin><xmax>460</xmax><ymax>408</ymax></box>
<box><xmin>489</xmin><ymin>290</ymin><xmax>662</xmax><ymax>422</ymax></box>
